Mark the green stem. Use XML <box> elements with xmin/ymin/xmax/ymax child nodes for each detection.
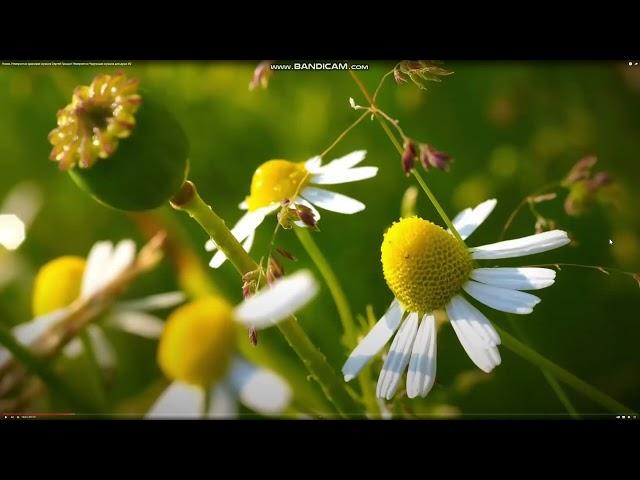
<box><xmin>80</xmin><ymin>331</ymin><xmax>108</xmax><ymax>411</ymax></box>
<box><xmin>495</xmin><ymin>326</ymin><xmax>635</xmax><ymax>414</ymax></box>
<box><xmin>412</xmin><ymin>169</ymin><xmax>464</xmax><ymax>243</ymax></box>
<box><xmin>0</xmin><ymin>323</ymin><xmax>94</xmax><ymax>413</ymax></box>
<box><xmin>294</xmin><ymin>227</ymin><xmax>379</xmax><ymax>416</ymax></box>
<box><xmin>506</xmin><ymin>316</ymin><xmax>579</xmax><ymax>419</ymax></box>
<box><xmin>170</xmin><ymin>181</ymin><xmax>362</xmax><ymax>418</ymax></box>
<box><xmin>348</xmin><ymin>71</ymin><xmax>464</xmax><ymax>243</ymax></box>
<box><xmin>294</xmin><ymin>228</ymin><xmax>356</xmax><ymax>347</ymax></box>
<box><xmin>541</xmin><ymin>370</ymin><xmax>580</xmax><ymax>419</ymax></box>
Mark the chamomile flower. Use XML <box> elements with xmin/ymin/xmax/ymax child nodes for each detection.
<box><xmin>146</xmin><ymin>270</ymin><xmax>318</xmax><ymax>418</ymax></box>
<box><xmin>205</xmin><ymin>150</ymin><xmax>377</xmax><ymax>268</ymax></box>
<box><xmin>342</xmin><ymin>199</ymin><xmax>571</xmax><ymax>400</ymax></box>
<box><xmin>0</xmin><ymin>239</ymin><xmax>185</xmax><ymax>370</ymax></box>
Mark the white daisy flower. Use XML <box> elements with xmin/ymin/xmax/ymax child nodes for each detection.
<box><xmin>342</xmin><ymin>198</ymin><xmax>571</xmax><ymax>400</ymax></box>
<box><xmin>0</xmin><ymin>239</ymin><xmax>186</xmax><ymax>371</ymax></box>
<box><xmin>0</xmin><ymin>183</ymin><xmax>43</xmax><ymax>290</ymax></box>
<box><xmin>205</xmin><ymin>150</ymin><xmax>377</xmax><ymax>268</ymax></box>
<box><xmin>146</xmin><ymin>270</ymin><xmax>318</xmax><ymax>418</ymax></box>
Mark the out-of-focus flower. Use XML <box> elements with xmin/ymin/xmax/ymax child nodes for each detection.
<box><xmin>205</xmin><ymin>151</ymin><xmax>377</xmax><ymax>268</ymax></box>
<box><xmin>0</xmin><ymin>214</ymin><xmax>25</xmax><ymax>251</ymax></box>
<box><xmin>48</xmin><ymin>73</ymin><xmax>142</xmax><ymax>170</ymax></box>
<box><xmin>562</xmin><ymin>156</ymin><xmax>617</xmax><ymax>217</ymax></box>
<box><xmin>0</xmin><ymin>239</ymin><xmax>185</xmax><ymax>371</ymax></box>
<box><xmin>146</xmin><ymin>270</ymin><xmax>318</xmax><ymax>418</ymax></box>
<box><xmin>249</xmin><ymin>61</ymin><xmax>273</xmax><ymax>91</ymax></box>
<box><xmin>343</xmin><ymin>199</ymin><xmax>570</xmax><ymax>400</ymax></box>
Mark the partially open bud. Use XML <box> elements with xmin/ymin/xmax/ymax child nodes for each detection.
<box><xmin>562</xmin><ymin>156</ymin><xmax>597</xmax><ymax>186</ymax></box>
<box><xmin>157</xmin><ymin>297</ymin><xmax>236</xmax><ymax>387</ymax></box>
<box><xmin>419</xmin><ymin>144</ymin><xmax>451</xmax><ymax>172</ymax></box>
<box><xmin>295</xmin><ymin>203</ymin><xmax>318</xmax><ymax>230</ymax></box>
<box><xmin>49</xmin><ymin>73</ymin><xmax>190</xmax><ymax>211</ymax></box>
<box><xmin>401</xmin><ymin>140</ymin><xmax>417</xmax><ymax>176</ymax></box>
<box><xmin>32</xmin><ymin>256</ymin><xmax>86</xmax><ymax>316</ymax></box>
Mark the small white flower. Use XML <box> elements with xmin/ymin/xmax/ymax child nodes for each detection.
<box><xmin>0</xmin><ymin>214</ymin><xmax>25</xmax><ymax>251</ymax></box>
<box><xmin>205</xmin><ymin>150</ymin><xmax>377</xmax><ymax>268</ymax></box>
<box><xmin>342</xmin><ymin>198</ymin><xmax>571</xmax><ymax>400</ymax></box>
<box><xmin>147</xmin><ymin>270</ymin><xmax>318</xmax><ymax>418</ymax></box>
<box><xmin>0</xmin><ymin>239</ymin><xmax>185</xmax><ymax>370</ymax></box>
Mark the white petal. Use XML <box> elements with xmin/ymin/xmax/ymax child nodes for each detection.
<box><xmin>307</xmin><ymin>150</ymin><xmax>367</xmax><ymax>174</ymax></box>
<box><xmin>231</xmin><ymin>207</ymin><xmax>274</xmax><ymax>243</ymax></box>
<box><xmin>451</xmin><ymin>199</ymin><xmax>497</xmax><ymax>240</ymax></box>
<box><xmin>304</xmin><ymin>155</ymin><xmax>323</xmax><ymax>173</ymax></box>
<box><xmin>146</xmin><ymin>381</ymin><xmax>203</xmax><ymax>419</ymax></box>
<box><xmin>447</xmin><ymin>296</ymin><xmax>501</xmax><ymax>373</ymax></box>
<box><xmin>86</xmin><ymin>325</ymin><xmax>116</xmax><ymax>370</ymax></box>
<box><xmin>0</xmin><ymin>214</ymin><xmax>26</xmax><ymax>250</ymax></box>
<box><xmin>228</xmin><ymin>357</ymin><xmax>291</xmax><ymax>415</ymax></box>
<box><xmin>116</xmin><ymin>291</ymin><xmax>186</xmax><ymax>312</ymax></box>
<box><xmin>376</xmin><ymin>312</ymin><xmax>419</xmax><ymax>400</ymax></box>
<box><xmin>102</xmin><ymin>239</ymin><xmax>136</xmax><ymax>286</ymax></box>
<box><xmin>64</xmin><ymin>338</ymin><xmax>83</xmax><ymax>358</ymax></box>
<box><xmin>463</xmin><ymin>280</ymin><xmax>541</xmax><ymax>315</ymax></box>
<box><xmin>207</xmin><ymin>382</ymin><xmax>239</xmax><ymax>419</ymax></box>
<box><xmin>14</xmin><ymin>309</ymin><xmax>68</xmax><ymax>346</ymax></box>
<box><xmin>471</xmin><ymin>267</ymin><xmax>556</xmax><ymax>291</ymax></box>
<box><xmin>209</xmin><ymin>249</ymin><xmax>228</xmax><ymax>269</ymax></box>
<box><xmin>311</xmin><ymin>166</ymin><xmax>378</xmax><ymax>185</ymax></box>
<box><xmin>0</xmin><ymin>309</ymin><xmax>68</xmax><ymax>368</ymax></box>
<box><xmin>470</xmin><ymin>230</ymin><xmax>570</xmax><ymax>260</ymax></box>
<box><xmin>301</xmin><ymin>187</ymin><xmax>365</xmax><ymax>214</ymax></box>
<box><xmin>342</xmin><ymin>299</ymin><xmax>404</xmax><ymax>381</ymax></box>
<box><xmin>107</xmin><ymin>311</ymin><xmax>165</xmax><ymax>339</ymax></box>
<box><xmin>208</xmin><ymin>206</ymin><xmax>274</xmax><ymax>269</ymax></box>
<box><xmin>238</xmin><ymin>200</ymin><xmax>248</xmax><ymax>210</ymax></box>
<box><xmin>406</xmin><ymin>314</ymin><xmax>437</xmax><ymax>398</ymax></box>
<box><xmin>293</xmin><ymin>197</ymin><xmax>321</xmax><ymax>228</ymax></box>
<box><xmin>204</xmin><ymin>239</ymin><xmax>217</xmax><ymax>251</ymax></box>
<box><xmin>81</xmin><ymin>241</ymin><xmax>113</xmax><ymax>298</ymax></box>
<box><xmin>448</xmin><ymin>295</ymin><xmax>501</xmax><ymax>346</ymax></box>
<box><xmin>234</xmin><ymin>270</ymin><xmax>318</xmax><ymax>329</ymax></box>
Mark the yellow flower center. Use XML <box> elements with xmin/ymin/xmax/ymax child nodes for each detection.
<box><xmin>157</xmin><ymin>297</ymin><xmax>237</xmax><ymax>387</ymax></box>
<box><xmin>381</xmin><ymin>217</ymin><xmax>473</xmax><ymax>313</ymax></box>
<box><xmin>32</xmin><ymin>256</ymin><xmax>86</xmax><ymax>316</ymax></box>
<box><xmin>245</xmin><ymin>160</ymin><xmax>309</xmax><ymax>211</ymax></box>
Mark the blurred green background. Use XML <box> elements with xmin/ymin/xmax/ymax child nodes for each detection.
<box><xmin>1</xmin><ymin>61</ymin><xmax>639</xmax><ymax>417</ymax></box>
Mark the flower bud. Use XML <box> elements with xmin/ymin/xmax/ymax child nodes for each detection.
<box><xmin>296</xmin><ymin>203</ymin><xmax>318</xmax><ymax>230</ymax></box>
<box><xmin>562</xmin><ymin>156</ymin><xmax>597</xmax><ymax>186</ymax></box>
<box><xmin>401</xmin><ymin>141</ymin><xmax>417</xmax><ymax>176</ymax></box>
<box><xmin>50</xmin><ymin>73</ymin><xmax>190</xmax><ymax>212</ymax></box>
<box><xmin>419</xmin><ymin>144</ymin><xmax>451</xmax><ymax>172</ymax></box>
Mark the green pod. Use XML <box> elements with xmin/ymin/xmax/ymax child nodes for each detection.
<box><xmin>69</xmin><ymin>96</ymin><xmax>190</xmax><ymax>211</ymax></box>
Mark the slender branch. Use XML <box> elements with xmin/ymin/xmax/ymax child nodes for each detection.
<box><xmin>496</xmin><ymin>326</ymin><xmax>635</xmax><ymax>414</ymax></box>
<box><xmin>500</xmin><ymin>182</ymin><xmax>560</xmax><ymax>240</ymax></box>
<box><xmin>170</xmin><ymin>181</ymin><xmax>363</xmax><ymax>417</ymax></box>
<box><xmin>507</xmin><ymin>315</ymin><xmax>580</xmax><ymax>419</ymax></box>
<box><xmin>321</xmin><ymin>110</ymin><xmax>370</xmax><ymax>158</ymax></box>
<box><xmin>348</xmin><ymin>70</ymin><xmax>464</xmax><ymax>243</ymax></box>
